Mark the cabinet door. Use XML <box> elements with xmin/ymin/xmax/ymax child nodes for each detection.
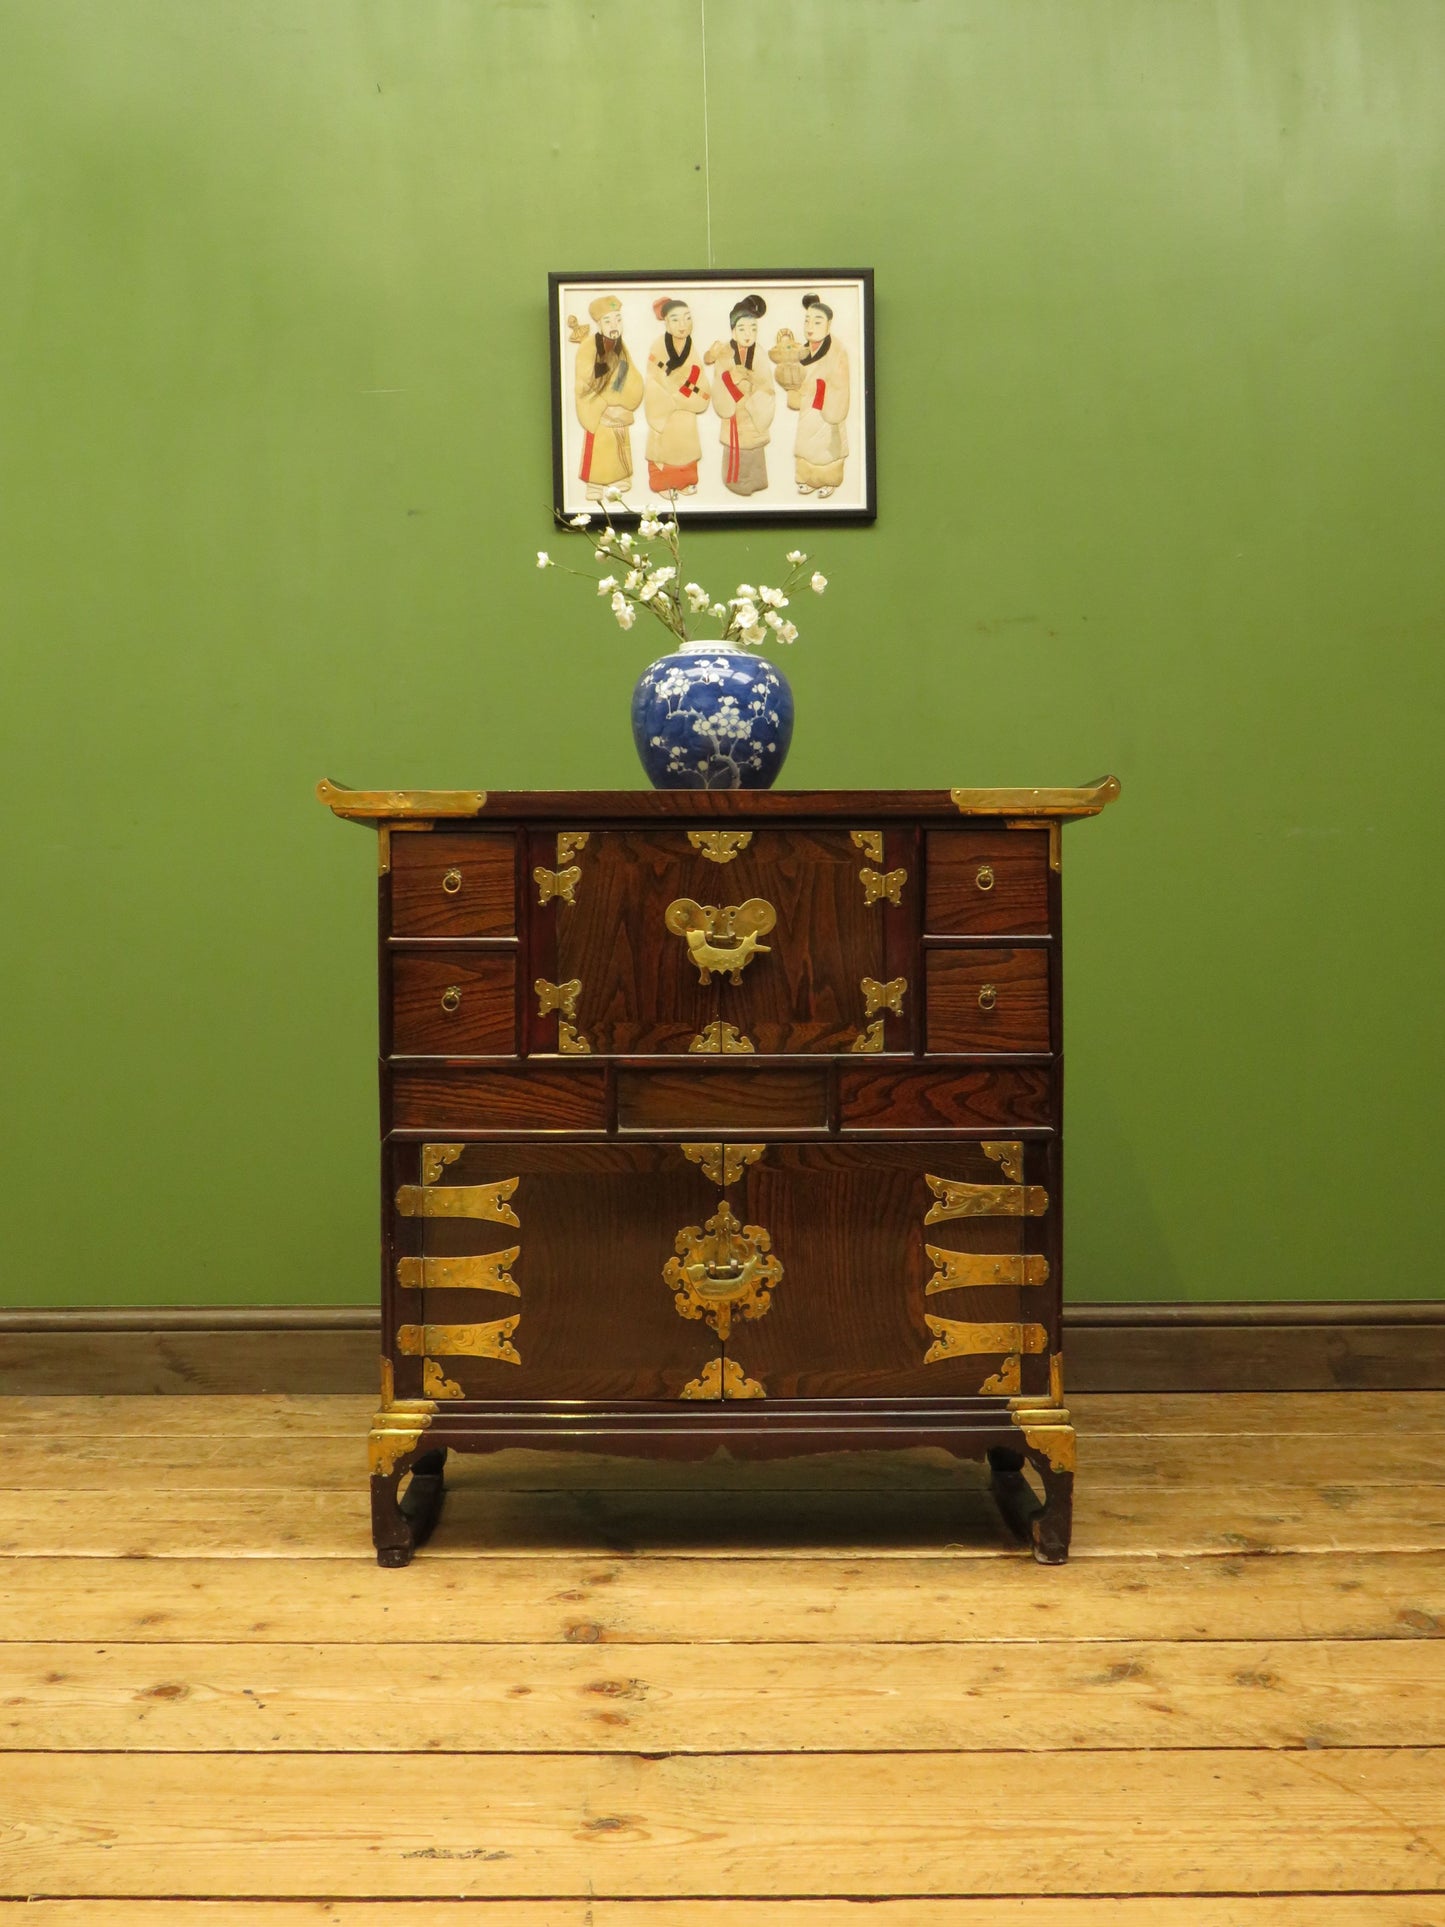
<box><xmin>702</xmin><ymin>828</ymin><xmax>907</xmax><ymax>1053</ymax></box>
<box><xmin>388</xmin><ymin>1142</ymin><xmax>720</xmax><ymax>1399</ymax></box>
<box><xmin>717</xmin><ymin>1141</ymin><xmax>1057</xmax><ymax>1398</ymax></box>
<box><xmin>529</xmin><ymin>830</ymin><xmax>714</xmax><ymax>1054</ymax></box>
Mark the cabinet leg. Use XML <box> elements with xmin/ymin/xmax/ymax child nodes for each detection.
<box><xmin>371</xmin><ymin>1447</ymin><xmax>448</xmax><ymax>1568</ymax></box>
<box><xmin>987</xmin><ymin>1445</ymin><xmax>1073</xmax><ymax>1565</ymax></box>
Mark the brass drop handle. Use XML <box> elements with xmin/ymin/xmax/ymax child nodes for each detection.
<box><xmin>440</xmin><ymin>985</ymin><xmax>462</xmax><ymax>1013</ymax></box>
<box><xmin>975</xmin><ymin>864</ymin><xmax>995</xmax><ymax>892</ymax></box>
<box><xmin>665</xmin><ymin>897</ymin><xmax>778</xmax><ymax>986</ymax></box>
<box><xmin>441</xmin><ymin>868</ymin><xmax>463</xmax><ymax>895</ymax></box>
<box><xmin>978</xmin><ymin>983</ymin><xmax>998</xmax><ymax>1011</ymax></box>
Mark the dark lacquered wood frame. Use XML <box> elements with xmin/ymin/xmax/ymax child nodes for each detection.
<box><xmin>325</xmin><ymin>786</ymin><xmax>1118</xmax><ymax>1568</ymax></box>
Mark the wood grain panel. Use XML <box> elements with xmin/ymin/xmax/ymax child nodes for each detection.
<box><xmin>925</xmin><ymin>828</ymin><xmax>1051</xmax><ymax>935</ymax></box>
<box><xmin>389</xmin><ymin>831</ymin><xmax>515</xmax><ymax>937</ymax></box>
<box><xmin>390</xmin><ymin>953</ymin><xmax>515</xmax><ymax>1056</ymax></box>
<box><xmin>616</xmin><ymin>1067</ymin><xmax>828</xmax><ymax>1130</ymax></box>
<box><xmin>2</xmin><ymin>1749</ymin><xmax>1442</xmax><ymax>1895</ymax></box>
<box><xmin>716</xmin><ymin>830</ymin><xmax>886</xmax><ymax>1052</ymax></box>
<box><xmin>552</xmin><ymin>831</ymin><xmax>714</xmax><ymax>1053</ymax></box>
<box><xmin>839</xmin><ymin>1065</ymin><xmax>1054</xmax><ymax>1129</ymax></box>
<box><xmin>388</xmin><ymin>1065</ymin><xmax>605</xmax><ymax>1132</ymax></box>
<box><xmin>6</xmin><ymin>1548</ymin><xmax>1441</xmax><ymax>1643</ymax></box>
<box><xmin>926</xmin><ymin>946</ymin><xmax>1051</xmax><ymax>1053</ymax></box>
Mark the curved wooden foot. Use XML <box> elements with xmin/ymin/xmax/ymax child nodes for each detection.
<box><xmin>987</xmin><ymin>1445</ymin><xmax>1073</xmax><ymax>1565</ymax></box>
<box><xmin>371</xmin><ymin>1447</ymin><xmax>448</xmax><ymax>1568</ymax></box>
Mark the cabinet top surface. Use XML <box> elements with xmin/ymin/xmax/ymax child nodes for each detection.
<box><xmin>318</xmin><ymin>776</ymin><xmax>1120</xmax><ymax>824</ymax></box>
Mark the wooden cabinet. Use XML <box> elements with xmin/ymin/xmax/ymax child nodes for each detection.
<box><xmin>319</xmin><ymin>778</ymin><xmax>1120</xmax><ymax>1567</ymax></box>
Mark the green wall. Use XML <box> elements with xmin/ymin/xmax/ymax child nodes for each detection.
<box><xmin>3</xmin><ymin>0</ymin><xmax>1441</xmax><ymax>1309</ymax></box>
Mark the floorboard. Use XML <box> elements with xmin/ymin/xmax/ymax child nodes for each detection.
<box><xmin>0</xmin><ymin>1390</ymin><xmax>1441</xmax><ymax>1912</ymax></box>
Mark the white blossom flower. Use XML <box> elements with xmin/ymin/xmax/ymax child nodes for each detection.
<box><xmin>779</xmin><ymin>620</ymin><xmax>799</xmax><ymax>644</ymax></box>
<box><xmin>604</xmin><ymin>486</ymin><xmax>625</xmax><ymax>501</ymax></box>
<box><xmin>611</xmin><ymin>591</ymin><xmax>636</xmax><ymax>630</ymax></box>
<box><xmin>597</xmin><ymin>575</ymin><xmax>618</xmax><ymax>594</ymax></box>
<box><xmin>624</xmin><ymin>570</ymin><xmax>642</xmax><ymax>592</ymax></box>
<box><xmin>684</xmin><ymin>582</ymin><xmax>710</xmax><ymax>611</ymax></box>
<box><xmin>786</xmin><ymin>550</ymin><xmax>807</xmax><ymax>565</ymax></box>
<box><xmin>710</xmin><ymin>603</ymin><xmax>728</xmax><ymax>622</ymax></box>
<box><xmin>651</xmin><ymin>564</ymin><xmax>676</xmax><ymax>584</ymax></box>
<box><xmin>759</xmin><ymin>586</ymin><xmax>787</xmax><ymax>608</ymax></box>
<box><xmin>765</xmin><ymin>610</ymin><xmax>784</xmax><ymax>631</ymax></box>
<box><xmin>568</xmin><ymin>512</ymin><xmax>592</xmax><ymax>529</ymax></box>
<box><xmin>732</xmin><ymin>601</ymin><xmax>759</xmax><ymax>629</ymax></box>
<box><xmin>638</xmin><ymin>577</ymin><xmax>660</xmax><ymax>602</ymax></box>
<box><xmin>616</xmin><ymin>530</ymin><xmax>634</xmax><ymax>551</ymax></box>
<box><xmin>741</xmin><ymin>622</ymin><xmax>767</xmax><ymax>646</ymax></box>
<box><xmin>536</xmin><ymin>551</ymin><xmax>553</xmax><ymax>569</ymax></box>
<box><xmin>639</xmin><ymin>516</ymin><xmax>662</xmax><ymax>538</ymax></box>
<box><xmin>734</xmin><ymin>583</ymin><xmax>757</xmax><ymax>598</ymax></box>
<box><xmin>810</xmin><ymin>572</ymin><xmax>828</xmax><ymax>594</ymax></box>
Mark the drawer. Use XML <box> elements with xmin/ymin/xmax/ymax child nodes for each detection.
<box><xmin>926</xmin><ymin>947</ymin><xmax>1051</xmax><ymax>1053</ymax></box>
<box><xmin>838</xmin><ymin>1064</ymin><xmax>1054</xmax><ymax>1130</ymax></box>
<box><xmin>390</xmin><ymin>832</ymin><xmax>516</xmax><ymax>937</ymax></box>
<box><xmin>926</xmin><ymin>830</ymin><xmax>1050</xmax><ymax>936</ymax></box>
<box><xmin>391</xmin><ymin>953</ymin><xmax>515</xmax><ymax>1055</ymax></box>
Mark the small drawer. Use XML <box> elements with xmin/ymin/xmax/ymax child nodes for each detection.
<box><xmin>926</xmin><ymin>830</ymin><xmax>1049</xmax><ymax>936</ymax></box>
<box><xmin>390</xmin><ymin>832</ymin><xmax>515</xmax><ymax>937</ymax></box>
<box><xmin>392</xmin><ymin>954</ymin><xmax>516</xmax><ymax>1055</ymax></box>
<box><xmin>926</xmin><ymin>947</ymin><xmax>1050</xmax><ymax>1053</ymax></box>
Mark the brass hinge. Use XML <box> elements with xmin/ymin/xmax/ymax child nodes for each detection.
<box><xmin>923</xmin><ymin>1318</ymin><xmax>1048</xmax><ymax>1361</ymax></box>
<box><xmin>859</xmin><ymin>866</ymin><xmax>907</xmax><ymax>907</ymax></box>
<box><xmin>396</xmin><ymin>1178</ymin><xmax>520</xmax><ymax>1225</ymax></box>
<box><xmin>534</xmin><ymin>865</ymin><xmax>581</xmax><ymax>906</ymax></box>
<box><xmin>396</xmin><ymin>1319</ymin><xmax>521</xmax><ymax>1364</ymax></box>
<box><xmin>862</xmin><ymin>976</ymin><xmax>907</xmax><ymax>1019</ymax></box>
<box><xmin>534</xmin><ymin>978</ymin><xmax>581</xmax><ymax>1021</ymax></box>
<box><xmin>925</xmin><ymin>1249</ymin><xmax>1050</xmax><ymax>1293</ymax></box>
<box><xmin>924</xmin><ymin>1175</ymin><xmax>1048</xmax><ymax>1222</ymax></box>
<box><xmin>396</xmin><ymin>1252</ymin><xmax>520</xmax><ymax>1296</ymax></box>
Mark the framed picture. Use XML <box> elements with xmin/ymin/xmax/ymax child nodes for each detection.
<box><xmin>549</xmin><ymin>269</ymin><xmax>875</xmax><ymax>525</ymax></box>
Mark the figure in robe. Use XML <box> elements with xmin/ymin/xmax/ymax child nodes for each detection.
<box><xmin>643</xmin><ymin>298</ymin><xmax>710</xmax><ymax>495</ymax></box>
<box><xmin>789</xmin><ymin>293</ymin><xmax>850</xmax><ymax>497</ymax></box>
<box><xmin>574</xmin><ymin>294</ymin><xmax>645</xmax><ymax>499</ymax></box>
<box><xmin>707</xmin><ymin>293</ymin><xmax>776</xmax><ymax>497</ymax></box>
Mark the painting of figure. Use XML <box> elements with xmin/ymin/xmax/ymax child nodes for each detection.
<box><xmin>789</xmin><ymin>292</ymin><xmax>850</xmax><ymax>497</ymax></box>
<box><xmin>644</xmin><ymin>298</ymin><xmax>710</xmax><ymax>495</ymax></box>
<box><xmin>573</xmin><ymin>294</ymin><xmax>645</xmax><ymax>500</ymax></box>
<box><xmin>551</xmin><ymin>272</ymin><xmax>874</xmax><ymax>522</ymax></box>
<box><xmin>707</xmin><ymin>293</ymin><xmax>776</xmax><ymax>497</ymax></box>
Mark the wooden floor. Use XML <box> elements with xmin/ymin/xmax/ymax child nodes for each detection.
<box><xmin>0</xmin><ymin>1392</ymin><xmax>1443</xmax><ymax>1922</ymax></box>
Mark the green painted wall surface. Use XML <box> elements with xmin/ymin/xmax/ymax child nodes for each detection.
<box><xmin>2</xmin><ymin>1</ymin><xmax>1440</xmax><ymax>1308</ymax></box>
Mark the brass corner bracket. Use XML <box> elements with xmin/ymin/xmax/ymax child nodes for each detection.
<box><xmin>317</xmin><ymin>778</ymin><xmax>487</xmax><ymax>821</ymax></box>
<box><xmin>948</xmin><ymin>776</ymin><xmax>1121</xmax><ymax>818</ymax></box>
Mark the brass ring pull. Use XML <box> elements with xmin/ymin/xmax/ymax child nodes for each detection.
<box><xmin>978</xmin><ymin>983</ymin><xmax>998</xmax><ymax>1011</ymax></box>
<box><xmin>665</xmin><ymin>897</ymin><xmax>777</xmax><ymax>985</ymax></box>
<box><xmin>975</xmin><ymin>864</ymin><xmax>995</xmax><ymax>892</ymax></box>
<box><xmin>441</xmin><ymin>868</ymin><xmax>463</xmax><ymax>894</ymax></box>
<box><xmin>440</xmin><ymin>985</ymin><xmax>462</xmax><ymax>1013</ymax></box>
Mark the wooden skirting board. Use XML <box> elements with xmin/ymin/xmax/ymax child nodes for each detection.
<box><xmin>0</xmin><ymin>1302</ymin><xmax>1442</xmax><ymax>1395</ymax></box>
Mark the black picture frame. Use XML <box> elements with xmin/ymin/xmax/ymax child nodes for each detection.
<box><xmin>549</xmin><ymin>269</ymin><xmax>876</xmax><ymax>527</ymax></box>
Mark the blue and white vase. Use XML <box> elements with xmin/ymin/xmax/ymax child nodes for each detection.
<box><xmin>630</xmin><ymin>640</ymin><xmax>794</xmax><ymax>791</ymax></box>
